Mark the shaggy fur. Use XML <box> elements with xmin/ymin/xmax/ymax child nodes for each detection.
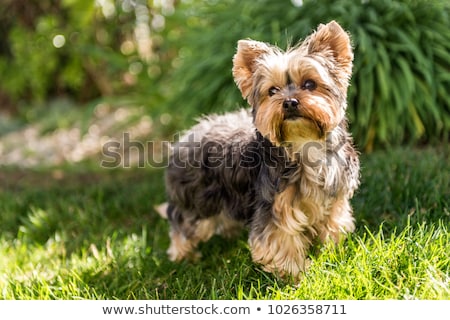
<box><xmin>159</xmin><ymin>21</ymin><xmax>360</xmax><ymax>278</ymax></box>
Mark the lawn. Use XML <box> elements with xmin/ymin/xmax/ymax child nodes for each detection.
<box><xmin>0</xmin><ymin>144</ymin><xmax>448</xmax><ymax>299</ymax></box>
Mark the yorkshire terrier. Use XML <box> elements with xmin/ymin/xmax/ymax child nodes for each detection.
<box><xmin>157</xmin><ymin>21</ymin><xmax>360</xmax><ymax>278</ymax></box>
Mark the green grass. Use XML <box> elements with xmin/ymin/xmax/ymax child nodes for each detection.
<box><xmin>0</xmin><ymin>146</ymin><xmax>448</xmax><ymax>299</ymax></box>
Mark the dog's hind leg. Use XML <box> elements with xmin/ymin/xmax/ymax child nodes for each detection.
<box><xmin>165</xmin><ymin>204</ymin><xmax>218</xmax><ymax>262</ymax></box>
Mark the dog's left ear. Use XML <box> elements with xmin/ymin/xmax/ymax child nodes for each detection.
<box><xmin>306</xmin><ymin>21</ymin><xmax>353</xmax><ymax>75</ymax></box>
<box><xmin>232</xmin><ymin>39</ymin><xmax>272</xmax><ymax>100</ymax></box>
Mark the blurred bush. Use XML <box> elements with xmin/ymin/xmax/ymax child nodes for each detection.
<box><xmin>1</xmin><ymin>0</ymin><xmax>449</xmax><ymax>150</ymax></box>
<box><xmin>166</xmin><ymin>0</ymin><xmax>450</xmax><ymax>150</ymax></box>
<box><xmin>0</xmin><ymin>0</ymin><xmax>175</xmax><ymax>115</ymax></box>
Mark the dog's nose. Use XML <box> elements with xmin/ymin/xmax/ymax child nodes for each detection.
<box><xmin>283</xmin><ymin>98</ymin><xmax>299</xmax><ymax>111</ymax></box>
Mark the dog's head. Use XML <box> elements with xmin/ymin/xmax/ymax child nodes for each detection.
<box><xmin>233</xmin><ymin>21</ymin><xmax>353</xmax><ymax>146</ymax></box>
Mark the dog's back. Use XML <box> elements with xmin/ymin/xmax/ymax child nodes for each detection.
<box><xmin>165</xmin><ymin>110</ymin><xmax>258</xmax><ymax>227</ymax></box>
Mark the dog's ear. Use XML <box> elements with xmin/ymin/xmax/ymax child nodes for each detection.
<box><xmin>305</xmin><ymin>21</ymin><xmax>353</xmax><ymax>75</ymax></box>
<box><xmin>232</xmin><ymin>39</ymin><xmax>271</xmax><ymax>99</ymax></box>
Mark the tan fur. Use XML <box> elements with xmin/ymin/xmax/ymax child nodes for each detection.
<box><xmin>306</xmin><ymin>21</ymin><xmax>353</xmax><ymax>78</ymax></box>
<box><xmin>254</xmin><ymin>100</ymin><xmax>284</xmax><ymax>145</ymax></box>
<box><xmin>167</xmin><ymin>218</ymin><xmax>217</xmax><ymax>261</ymax></box>
<box><xmin>249</xmin><ymin>137</ymin><xmax>356</xmax><ymax>276</ymax></box>
<box><xmin>249</xmin><ymin>217</ymin><xmax>311</xmax><ymax>277</ymax></box>
<box><xmin>167</xmin><ymin>212</ymin><xmax>243</xmax><ymax>262</ymax></box>
<box><xmin>232</xmin><ymin>40</ymin><xmax>272</xmax><ymax>99</ymax></box>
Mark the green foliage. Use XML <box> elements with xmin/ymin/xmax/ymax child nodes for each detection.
<box><xmin>0</xmin><ymin>146</ymin><xmax>449</xmax><ymax>299</ymax></box>
<box><xmin>0</xmin><ymin>0</ymin><xmax>167</xmax><ymax>108</ymax></box>
<box><xmin>1</xmin><ymin>1</ymin><xmax>94</xmax><ymax>103</ymax></box>
<box><xmin>165</xmin><ymin>0</ymin><xmax>450</xmax><ymax>150</ymax></box>
<box><xmin>2</xmin><ymin>0</ymin><xmax>449</xmax><ymax>150</ymax></box>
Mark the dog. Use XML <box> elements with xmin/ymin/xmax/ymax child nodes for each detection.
<box><xmin>157</xmin><ymin>21</ymin><xmax>360</xmax><ymax>278</ymax></box>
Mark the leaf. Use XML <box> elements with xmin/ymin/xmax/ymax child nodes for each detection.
<box><xmin>408</xmin><ymin>102</ymin><xmax>425</xmax><ymax>138</ymax></box>
<box><xmin>375</xmin><ymin>63</ymin><xmax>389</xmax><ymax>102</ymax></box>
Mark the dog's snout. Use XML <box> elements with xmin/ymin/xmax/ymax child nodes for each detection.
<box><xmin>283</xmin><ymin>98</ymin><xmax>299</xmax><ymax>111</ymax></box>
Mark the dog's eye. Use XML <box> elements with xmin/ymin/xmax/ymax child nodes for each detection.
<box><xmin>302</xmin><ymin>79</ymin><xmax>317</xmax><ymax>91</ymax></box>
<box><xmin>268</xmin><ymin>86</ymin><xmax>280</xmax><ymax>97</ymax></box>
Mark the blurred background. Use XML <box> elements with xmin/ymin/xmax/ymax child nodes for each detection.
<box><xmin>0</xmin><ymin>0</ymin><xmax>449</xmax><ymax>168</ymax></box>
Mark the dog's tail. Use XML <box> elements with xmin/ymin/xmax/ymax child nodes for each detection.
<box><xmin>154</xmin><ymin>202</ymin><xmax>169</xmax><ymax>219</ymax></box>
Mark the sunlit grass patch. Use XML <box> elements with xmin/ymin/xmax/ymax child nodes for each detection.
<box><xmin>0</xmin><ymin>145</ymin><xmax>448</xmax><ymax>299</ymax></box>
